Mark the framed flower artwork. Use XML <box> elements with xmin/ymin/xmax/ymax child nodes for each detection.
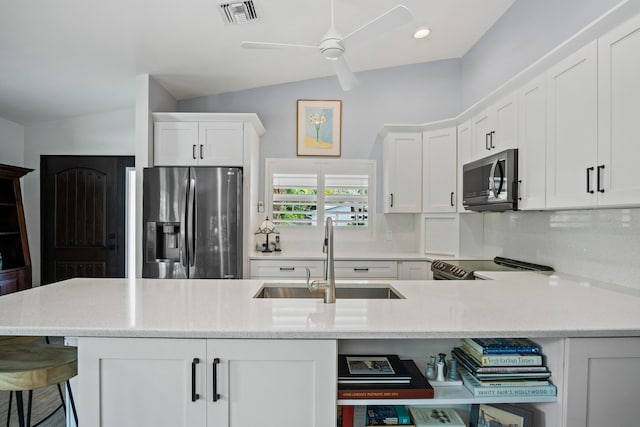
<box><xmin>296</xmin><ymin>99</ymin><xmax>342</xmax><ymax>157</ymax></box>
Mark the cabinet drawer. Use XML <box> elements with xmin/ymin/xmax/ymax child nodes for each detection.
<box><xmin>250</xmin><ymin>260</ymin><xmax>324</xmax><ymax>279</ymax></box>
<box><xmin>0</xmin><ymin>268</ymin><xmax>26</xmax><ymax>296</ymax></box>
<box><xmin>334</xmin><ymin>261</ymin><xmax>397</xmax><ymax>279</ymax></box>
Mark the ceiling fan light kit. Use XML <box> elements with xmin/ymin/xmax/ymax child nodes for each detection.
<box><xmin>241</xmin><ymin>0</ymin><xmax>414</xmax><ymax>91</ymax></box>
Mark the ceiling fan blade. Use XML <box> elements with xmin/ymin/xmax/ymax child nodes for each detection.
<box><xmin>333</xmin><ymin>57</ymin><xmax>358</xmax><ymax>91</ymax></box>
<box><xmin>241</xmin><ymin>41</ymin><xmax>318</xmax><ymax>50</ymax></box>
<box><xmin>341</xmin><ymin>5</ymin><xmax>413</xmax><ymax>49</ymax></box>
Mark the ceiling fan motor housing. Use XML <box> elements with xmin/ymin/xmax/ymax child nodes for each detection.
<box><xmin>320</xmin><ymin>28</ymin><xmax>344</xmax><ymax>60</ymax></box>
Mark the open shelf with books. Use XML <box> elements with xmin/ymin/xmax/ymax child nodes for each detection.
<box><xmin>336</xmin><ymin>337</ymin><xmax>563</xmax><ymax>425</ymax></box>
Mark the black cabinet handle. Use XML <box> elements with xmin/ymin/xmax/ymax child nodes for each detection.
<box><xmin>586</xmin><ymin>167</ymin><xmax>595</xmax><ymax>194</ymax></box>
<box><xmin>490</xmin><ymin>131</ymin><xmax>496</xmax><ymax>149</ymax></box>
<box><xmin>279</xmin><ymin>267</ymin><xmax>295</xmax><ymax>271</ymax></box>
<box><xmin>200</xmin><ymin>144</ymin><xmax>204</xmax><ymax>160</ymax></box>
<box><xmin>192</xmin><ymin>144</ymin><xmax>197</xmax><ymax>160</ymax></box>
<box><xmin>450</xmin><ymin>191</ymin><xmax>455</xmax><ymax>207</ymax></box>
<box><xmin>485</xmin><ymin>133</ymin><xmax>490</xmax><ymax>150</ymax></box>
<box><xmin>191</xmin><ymin>358</ymin><xmax>200</xmax><ymax>402</ymax></box>
<box><xmin>390</xmin><ymin>193</ymin><xmax>394</xmax><ymax>208</ymax></box>
<box><xmin>212</xmin><ymin>358</ymin><xmax>221</xmax><ymax>402</ymax></box>
<box><xmin>597</xmin><ymin>165</ymin><xmax>605</xmax><ymax>193</ymax></box>
<box><xmin>353</xmin><ymin>268</ymin><xmax>369</xmax><ymax>272</ymax></box>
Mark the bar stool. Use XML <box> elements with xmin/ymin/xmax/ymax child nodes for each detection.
<box><xmin>0</xmin><ymin>341</ymin><xmax>78</xmax><ymax>427</ymax></box>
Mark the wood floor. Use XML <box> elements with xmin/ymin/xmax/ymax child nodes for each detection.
<box><xmin>0</xmin><ymin>387</ymin><xmax>65</xmax><ymax>426</ymax></box>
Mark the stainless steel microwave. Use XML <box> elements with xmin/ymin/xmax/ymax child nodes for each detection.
<box><xmin>462</xmin><ymin>148</ymin><xmax>519</xmax><ymax>212</ymax></box>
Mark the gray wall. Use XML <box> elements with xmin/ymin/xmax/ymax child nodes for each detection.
<box><xmin>461</xmin><ymin>0</ymin><xmax>623</xmax><ymax>109</ymax></box>
<box><xmin>179</xmin><ymin>59</ymin><xmax>462</xmax><ymax>210</ymax></box>
<box><xmin>0</xmin><ymin>117</ymin><xmax>25</xmax><ymax>166</ymax></box>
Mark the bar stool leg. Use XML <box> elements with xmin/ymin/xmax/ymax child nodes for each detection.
<box><xmin>66</xmin><ymin>380</ymin><xmax>78</xmax><ymax>426</ymax></box>
<box><xmin>56</xmin><ymin>383</ymin><xmax>66</xmax><ymax>415</ymax></box>
<box><xmin>6</xmin><ymin>391</ymin><xmax>12</xmax><ymax>427</ymax></box>
<box><xmin>15</xmin><ymin>391</ymin><xmax>25</xmax><ymax>427</ymax></box>
<box><xmin>26</xmin><ymin>390</ymin><xmax>32</xmax><ymax>427</ymax></box>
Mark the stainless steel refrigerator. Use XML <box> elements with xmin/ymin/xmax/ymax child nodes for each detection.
<box><xmin>142</xmin><ymin>167</ymin><xmax>243</xmax><ymax>279</ymax></box>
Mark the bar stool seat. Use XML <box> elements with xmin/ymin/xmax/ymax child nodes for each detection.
<box><xmin>0</xmin><ymin>343</ymin><xmax>77</xmax><ymax>427</ymax></box>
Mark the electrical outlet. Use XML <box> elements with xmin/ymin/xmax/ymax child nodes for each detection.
<box><xmin>386</xmin><ymin>231</ymin><xmax>392</xmax><ymax>241</ymax></box>
<box><xmin>257</xmin><ymin>201</ymin><xmax>264</xmax><ymax>212</ymax></box>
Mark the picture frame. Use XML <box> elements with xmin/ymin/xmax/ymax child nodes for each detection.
<box><xmin>469</xmin><ymin>403</ymin><xmax>533</xmax><ymax>427</ymax></box>
<box><xmin>296</xmin><ymin>99</ymin><xmax>342</xmax><ymax>157</ymax></box>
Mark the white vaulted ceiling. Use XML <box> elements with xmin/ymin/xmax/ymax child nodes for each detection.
<box><xmin>0</xmin><ymin>0</ymin><xmax>514</xmax><ymax>125</ymax></box>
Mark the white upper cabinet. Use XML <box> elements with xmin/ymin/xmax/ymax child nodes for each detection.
<box><xmin>546</xmin><ymin>40</ymin><xmax>599</xmax><ymax>209</ymax></box>
<box><xmin>154</xmin><ymin>122</ymin><xmax>200</xmax><ymax>166</ymax></box>
<box><xmin>597</xmin><ymin>14</ymin><xmax>640</xmax><ymax>207</ymax></box>
<box><xmin>471</xmin><ymin>93</ymin><xmax>518</xmax><ymax>160</ymax></box>
<box><xmin>517</xmin><ymin>74</ymin><xmax>547</xmax><ymax>210</ymax></box>
<box><xmin>456</xmin><ymin>120</ymin><xmax>473</xmax><ymax>212</ymax></box>
<box><xmin>154</xmin><ymin>121</ymin><xmax>243</xmax><ymax>166</ymax></box>
<box><xmin>198</xmin><ymin>122</ymin><xmax>244</xmax><ymax>166</ymax></box>
<box><xmin>422</xmin><ymin>127</ymin><xmax>457</xmax><ymax>213</ymax></box>
<box><xmin>383</xmin><ymin>132</ymin><xmax>422</xmax><ymax>213</ymax></box>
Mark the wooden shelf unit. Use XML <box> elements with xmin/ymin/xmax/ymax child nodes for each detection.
<box><xmin>0</xmin><ymin>164</ymin><xmax>33</xmax><ymax>295</ymax></box>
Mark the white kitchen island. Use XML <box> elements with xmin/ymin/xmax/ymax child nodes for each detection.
<box><xmin>0</xmin><ymin>274</ymin><xmax>639</xmax><ymax>427</ymax></box>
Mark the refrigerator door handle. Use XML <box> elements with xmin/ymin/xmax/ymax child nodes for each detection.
<box><xmin>187</xmin><ymin>177</ymin><xmax>196</xmax><ymax>268</ymax></box>
<box><xmin>179</xmin><ymin>176</ymin><xmax>188</xmax><ymax>270</ymax></box>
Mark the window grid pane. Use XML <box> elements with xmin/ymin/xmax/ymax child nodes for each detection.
<box><xmin>272</xmin><ymin>173</ymin><xmax>318</xmax><ymax>227</ymax></box>
<box><xmin>324</xmin><ymin>174</ymin><xmax>369</xmax><ymax>227</ymax></box>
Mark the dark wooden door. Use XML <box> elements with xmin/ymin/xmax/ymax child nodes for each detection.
<box><xmin>41</xmin><ymin>156</ymin><xmax>134</xmax><ymax>285</ymax></box>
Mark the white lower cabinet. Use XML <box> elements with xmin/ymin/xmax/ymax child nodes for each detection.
<box><xmin>250</xmin><ymin>260</ymin><xmax>324</xmax><ymax>279</ymax></box>
<box><xmin>334</xmin><ymin>260</ymin><xmax>397</xmax><ymax>279</ymax></box>
<box><xmin>397</xmin><ymin>261</ymin><xmax>431</xmax><ymax>280</ymax></box>
<box><xmin>78</xmin><ymin>337</ymin><xmax>337</xmax><ymax>427</ymax></box>
<box><xmin>564</xmin><ymin>337</ymin><xmax>640</xmax><ymax>427</ymax></box>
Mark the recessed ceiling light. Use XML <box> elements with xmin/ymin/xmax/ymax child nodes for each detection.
<box><xmin>413</xmin><ymin>27</ymin><xmax>431</xmax><ymax>39</ymax></box>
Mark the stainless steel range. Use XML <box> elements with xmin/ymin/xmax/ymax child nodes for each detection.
<box><xmin>431</xmin><ymin>257</ymin><xmax>554</xmax><ymax>280</ymax></box>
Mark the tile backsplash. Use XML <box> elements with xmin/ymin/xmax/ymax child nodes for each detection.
<box><xmin>472</xmin><ymin>208</ymin><xmax>640</xmax><ymax>289</ymax></box>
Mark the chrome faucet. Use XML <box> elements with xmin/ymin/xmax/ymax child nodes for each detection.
<box><xmin>306</xmin><ymin>217</ymin><xmax>336</xmax><ymax>303</ymax></box>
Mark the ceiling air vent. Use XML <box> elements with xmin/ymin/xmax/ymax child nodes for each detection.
<box><xmin>219</xmin><ymin>1</ymin><xmax>258</xmax><ymax>25</ymax></box>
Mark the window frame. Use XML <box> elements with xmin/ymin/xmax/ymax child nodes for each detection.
<box><xmin>264</xmin><ymin>158</ymin><xmax>376</xmax><ymax>238</ymax></box>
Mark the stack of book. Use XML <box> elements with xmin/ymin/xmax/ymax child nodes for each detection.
<box><xmin>337</xmin><ymin>354</ymin><xmax>434</xmax><ymax>400</ymax></box>
<box><xmin>341</xmin><ymin>405</ymin><xmax>414</xmax><ymax>426</ymax></box>
<box><xmin>453</xmin><ymin>338</ymin><xmax>557</xmax><ymax>398</ymax></box>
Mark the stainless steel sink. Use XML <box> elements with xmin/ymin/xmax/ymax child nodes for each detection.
<box><xmin>254</xmin><ymin>283</ymin><xmax>404</xmax><ymax>299</ymax></box>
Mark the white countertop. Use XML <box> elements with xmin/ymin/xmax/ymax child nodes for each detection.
<box><xmin>1</xmin><ymin>274</ymin><xmax>639</xmax><ymax>339</ymax></box>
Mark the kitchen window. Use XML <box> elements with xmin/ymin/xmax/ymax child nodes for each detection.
<box><xmin>265</xmin><ymin>158</ymin><xmax>375</xmax><ymax>232</ymax></box>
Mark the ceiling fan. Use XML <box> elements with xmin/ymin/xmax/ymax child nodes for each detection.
<box><xmin>241</xmin><ymin>1</ymin><xmax>414</xmax><ymax>91</ymax></box>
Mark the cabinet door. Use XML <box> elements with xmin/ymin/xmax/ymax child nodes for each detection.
<box><xmin>517</xmin><ymin>74</ymin><xmax>547</xmax><ymax>210</ymax></box>
<box><xmin>546</xmin><ymin>41</ymin><xmax>598</xmax><ymax>209</ymax></box>
<box><xmin>383</xmin><ymin>133</ymin><xmax>422</xmax><ymax>213</ymax></box>
<box><xmin>397</xmin><ymin>261</ymin><xmax>431</xmax><ymax>280</ymax></box>
<box><xmin>597</xmin><ymin>15</ymin><xmax>640</xmax><ymax>207</ymax></box>
<box><xmin>78</xmin><ymin>337</ymin><xmax>207</xmax><ymax>427</ymax></box>
<box><xmin>472</xmin><ymin>109</ymin><xmax>493</xmax><ymax>159</ymax></box>
<box><xmin>199</xmin><ymin>122</ymin><xmax>244</xmax><ymax>166</ymax></box>
<box><xmin>422</xmin><ymin>214</ymin><xmax>459</xmax><ymax>258</ymax></box>
<box><xmin>422</xmin><ymin>128</ymin><xmax>457</xmax><ymax>213</ymax></box>
<box><xmin>492</xmin><ymin>93</ymin><xmax>518</xmax><ymax>152</ymax></box>
<box><xmin>457</xmin><ymin>120</ymin><xmax>473</xmax><ymax>212</ymax></box>
<box><xmin>207</xmin><ymin>339</ymin><xmax>337</xmax><ymax>427</ymax></box>
<box><xmin>564</xmin><ymin>337</ymin><xmax>640</xmax><ymax>427</ymax></box>
<box><xmin>154</xmin><ymin>122</ymin><xmax>199</xmax><ymax>166</ymax></box>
